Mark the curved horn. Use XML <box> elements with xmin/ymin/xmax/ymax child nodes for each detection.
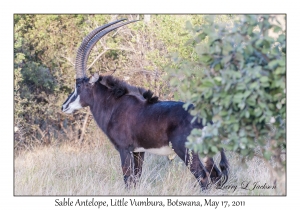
<box><xmin>75</xmin><ymin>19</ymin><xmax>127</xmax><ymax>79</ymax></box>
<box><xmin>81</xmin><ymin>20</ymin><xmax>139</xmax><ymax>78</ymax></box>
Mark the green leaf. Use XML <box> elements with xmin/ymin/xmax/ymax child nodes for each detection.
<box><xmin>233</xmin><ymin>93</ymin><xmax>244</xmax><ymax>103</ymax></box>
<box><xmin>185</xmin><ymin>20</ymin><xmax>193</xmax><ymax>31</ymax></box>
<box><xmin>275</xmin><ymin>67</ymin><xmax>285</xmax><ymax>75</ymax></box>
<box><xmin>278</xmin><ymin>59</ymin><xmax>286</xmax><ymax>67</ymax></box>
<box><xmin>233</xmin><ymin>123</ymin><xmax>239</xmax><ymax>132</ymax></box>
<box><xmin>214</xmin><ymin>63</ymin><xmax>222</xmax><ymax>71</ymax></box>
<box><xmin>263</xmin><ymin>151</ymin><xmax>272</xmax><ymax>160</ymax></box>
<box><xmin>268</xmin><ymin>60</ymin><xmax>278</xmax><ymax>69</ymax></box>
<box><xmin>214</xmin><ymin>76</ymin><xmax>222</xmax><ymax>82</ymax></box>
<box><xmin>254</xmin><ymin>107</ymin><xmax>262</xmax><ymax>117</ymax></box>
<box><xmin>183</xmin><ymin>103</ymin><xmax>191</xmax><ymax>110</ymax></box>
<box><xmin>197</xmin><ymin>32</ymin><xmax>207</xmax><ymax>42</ymax></box>
<box><xmin>191</xmin><ymin>128</ymin><xmax>202</xmax><ymax>136</ymax></box>
<box><xmin>211</xmin><ymin>146</ymin><xmax>218</xmax><ymax>153</ymax></box>
<box><xmin>241</xmin><ymin>149</ymin><xmax>249</xmax><ymax>156</ymax></box>
<box><xmin>239</xmin><ymin>142</ymin><xmax>246</xmax><ymax>149</ymax></box>
<box><xmin>244</xmin><ymin>90</ymin><xmax>251</xmax><ymax>98</ymax></box>
<box><xmin>200</xmin><ymin>54</ymin><xmax>213</xmax><ymax>63</ymax></box>
<box><xmin>276</xmin><ymin>102</ymin><xmax>282</xmax><ymax>109</ymax></box>
<box><xmin>202</xmin><ymin>80</ymin><xmax>214</xmax><ymax>88</ymax></box>
<box><xmin>273</xmin><ymin>25</ymin><xmax>282</xmax><ymax>33</ymax></box>
<box><xmin>260</xmin><ymin>76</ymin><xmax>269</xmax><ymax>83</ymax></box>
<box><xmin>221</xmin><ymin>55</ymin><xmax>232</xmax><ymax>64</ymax></box>
<box><xmin>245</xmin><ymin>111</ymin><xmax>250</xmax><ymax>118</ymax></box>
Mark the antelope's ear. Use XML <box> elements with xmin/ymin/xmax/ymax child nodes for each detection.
<box><xmin>99</xmin><ymin>76</ymin><xmax>108</xmax><ymax>88</ymax></box>
<box><xmin>89</xmin><ymin>72</ymin><xmax>100</xmax><ymax>84</ymax></box>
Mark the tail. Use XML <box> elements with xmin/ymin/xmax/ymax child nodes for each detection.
<box><xmin>219</xmin><ymin>148</ymin><xmax>229</xmax><ymax>186</ymax></box>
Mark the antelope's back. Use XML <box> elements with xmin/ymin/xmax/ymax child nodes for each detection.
<box><xmin>131</xmin><ymin>100</ymin><xmax>205</xmax><ymax>148</ymax></box>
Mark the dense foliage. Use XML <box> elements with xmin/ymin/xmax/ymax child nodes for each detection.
<box><xmin>168</xmin><ymin>15</ymin><xmax>286</xmax><ymax>168</ymax></box>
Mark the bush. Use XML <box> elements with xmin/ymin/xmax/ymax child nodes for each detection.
<box><xmin>167</xmin><ymin>15</ymin><xmax>286</xmax><ymax>169</ymax></box>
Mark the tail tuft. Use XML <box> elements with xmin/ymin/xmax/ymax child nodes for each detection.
<box><xmin>219</xmin><ymin>148</ymin><xmax>229</xmax><ymax>185</ymax></box>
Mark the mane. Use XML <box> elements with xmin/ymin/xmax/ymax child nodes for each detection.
<box><xmin>98</xmin><ymin>75</ymin><xmax>159</xmax><ymax>104</ymax></box>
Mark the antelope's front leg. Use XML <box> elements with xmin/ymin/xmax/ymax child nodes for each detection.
<box><xmin>119</xmin><ymin>149</ymin><xmax>134</xmax><ymax>188</ymax></box>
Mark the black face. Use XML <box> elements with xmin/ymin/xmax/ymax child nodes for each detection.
<box><xmin>77</xmin><ymin>77</ymin><xmax>95</xmax><ymax>107</ymax></box>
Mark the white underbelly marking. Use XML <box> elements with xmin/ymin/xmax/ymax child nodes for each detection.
<box><xmin>134</xmin><ymin>146</ymin><xmax>175</xmax><ymax>156</ymax></box>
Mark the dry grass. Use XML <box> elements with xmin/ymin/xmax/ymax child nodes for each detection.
<box><xmin>14</xmin><ymin>131</ymin><xmax>286</xmax><ymax>196</ymax></box>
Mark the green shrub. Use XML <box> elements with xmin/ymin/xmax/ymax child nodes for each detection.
<box><xmin>167</xmin><ymin>15</ymin><xmax>286</xmax><ymax>168</ymax></box>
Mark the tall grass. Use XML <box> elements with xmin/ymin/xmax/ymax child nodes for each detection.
<box><xmin>14</xmin><ymin>129</ymin><xmax>285</xmax><ymax>196</ymax></box>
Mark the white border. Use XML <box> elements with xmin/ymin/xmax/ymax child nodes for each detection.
<box><xmin>3</xmin><ymin>0</ymin><xmax>297</xmax><ymax>209</ymax></box>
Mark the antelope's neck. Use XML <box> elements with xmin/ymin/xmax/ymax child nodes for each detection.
<box><xmin>89</xmin><ymin>90</ymin><xmax>115</xmax><ymax>135</ymax></box>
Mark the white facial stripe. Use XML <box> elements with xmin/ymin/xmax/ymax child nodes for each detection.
<box><xmin>62</xmin><ymin>85</ymin><xmax>83</xmax><ymax>113</ymax></box>
<box><xmin>134</xmin><ymin>146</ymin><xmax>175</xmax><ymax>156</ymax></box>
<box><xmin>62</xmin><ymin>86</ymin><xmax>77</xmax><ymax>110</ymax></box>
<box><xmin>63</xmin><ymin>95</ymin><xmax>82</xmax><ymax>114</ymax></box>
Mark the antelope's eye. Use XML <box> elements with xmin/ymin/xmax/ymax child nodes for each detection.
<box><xmin>77</xmin><ymin>84</ymin><xmax>81</xmax><ymax>88</ymax></box>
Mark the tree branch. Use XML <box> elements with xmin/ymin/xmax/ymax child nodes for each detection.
<box><xmin>87</xmin><ymin>49</ymin><xmax>108</xmax><ymax>71</ymax></box>
<box><xmin>87</xmin><ymin>39</ymin><xmax>136</xmax><ymax>71</ymax></box>
<box><xmin>60</xmin><ymin>55</ymin><xmax>75</xmax><ymax>67</ymax></box>
<box><xmin>79</xmin><ymin>110</ymin><xmax>90</xmax><ymax>143</ymax></box>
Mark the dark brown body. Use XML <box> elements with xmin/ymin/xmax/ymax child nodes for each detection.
<box><xmin>81</xmin><ymin>76</ymin><xmax>229</xmax><ymax>189</ymax></box>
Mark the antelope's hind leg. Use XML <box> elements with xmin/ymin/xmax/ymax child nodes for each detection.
<box><xmin>205</xmin><ymin>148</ymin><xmax>230</xmax><ymax>187</ymax></box>
<box><xmin>204</xmin><ymin>157</ymin><xmax>222</xmax><ymax>184</ymax></box>
<box><xmin>133</xmin><ymin>152</ymin><xmax>145</xmax><ymax>183</ymax></box>
<box><xmin>173</xmin><ymin>146</ymin><xmax>209</xmax><ymax>190</ymax></box>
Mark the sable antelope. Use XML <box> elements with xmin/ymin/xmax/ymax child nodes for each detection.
<box><xmin>62</xmin><ymin>19</ymin><xmax>229</xmax><ymax>190</ymax></box>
